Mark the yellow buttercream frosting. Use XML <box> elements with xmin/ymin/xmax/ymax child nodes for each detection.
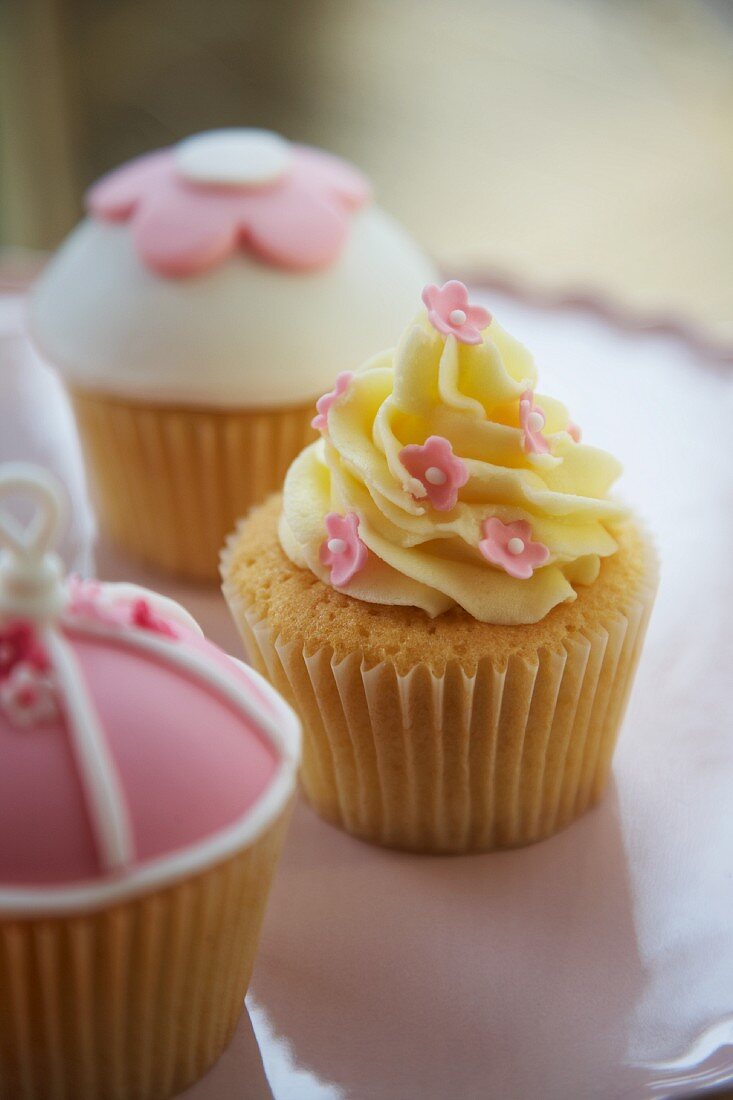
<box><xmin>279</xmin><ymin>306</ymin><xmax>626</xmax><ymax>625</ymax></box>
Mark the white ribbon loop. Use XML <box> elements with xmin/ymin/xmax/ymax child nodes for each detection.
<box><xmin>0</xmin><ymin>463</ymin><xmax>66</xmax><ymax>620</ymax></box>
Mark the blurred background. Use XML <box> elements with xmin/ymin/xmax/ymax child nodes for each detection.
<box><xmin>1</xmin><ymin>0</ymin><xmax>732</xmax><ymax>345</ymax></box>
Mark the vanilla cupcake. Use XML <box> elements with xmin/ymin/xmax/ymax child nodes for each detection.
<box><xmin>0</xmin><ymin>463</ymin><xmax>299</xmax><ymax>1098</ymax></box>
<box><xmin>29</xmin><ymin>129</ymin><xmax>437</xmax><ymax>580</ymax></box>
<box><xmin>222</xmin><ymin>281</ymin><xmax>657</xmax><ymax>854</ymax></box>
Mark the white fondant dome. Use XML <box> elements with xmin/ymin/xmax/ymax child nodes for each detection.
<box><xmin>29</xmin><ymin>206</ymin><xmax>437</xmax><ymax>408</ymax></box>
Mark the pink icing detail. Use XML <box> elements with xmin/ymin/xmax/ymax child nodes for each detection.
<box><xmin>66</xmin><ymin>577</ymin><xmax>128</xmax><ymax>627</ymax></box>
<box><xmin>399</xmin><ymin>435</ymin><xmax>469</xmax><ymax>512</ymax></box>
<box><xmin>568</xmin><ymin>421</ymin><xmax>582</xmax><ymax>443</ymax></box>
<box><xmin>130</xmin><ymin>598</ymin><xmax>178</xmax><ymax>638</ymax></box>
<box><xmin>86</xmin><ymin>143</ymin><xmax>371</xmax><ymax>277</ymax></box>
<box><xmin>0</xmin><ymin>621</ymin><xmax>49</xmax><ymax>680</ymax></box>
<box><xmin>67</xmin><ymin>578</ymin><xmax>178</xmax><ymax>637</ymax></box>
<box><xmin>421</xmin><ymin>281</ymin><xmax>492</xmax><ymax>345</ymax></box>
<box><xmin>479</xmin><ymin>517</ymin><xmax>550</xmax><ymax>580</ymax></box>
<box><xmin>320</xmin><ymin>512</ymin><xmax>368</xmax><ymax>587</ymax></box>
<box><xmin>519</xmin><ymin>389</ymin><xmax>550</xmax><ymax>455</ymax></box>
<box><xmin>0</xmin><ymin>662</ymin><xmax>57</xmax><ymax>729</ymax></box>
<box><xmin>0</xmin><ymin>626</ymin><xmax>281</xmax><ymax>884</ymax></box>
<box><xmin>312</xmin><ymin>371</ymin><xmax>355</xmax><ymax>435</ymax></box>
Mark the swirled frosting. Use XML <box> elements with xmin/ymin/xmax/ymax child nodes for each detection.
<box><xmin>279</xmin><ymin>288</ymin><xmax>627</xmax><ymax>625</ymax></box>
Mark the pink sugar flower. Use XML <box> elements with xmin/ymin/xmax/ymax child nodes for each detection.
<box><xmin>567</xmin><ymin>420</ymin><xmax>582</xmax><ymax>443</ymax></box>
<box><xmin>479</xmin><ymin>518</ymin><xmax>550</xmax><ymax>580</ymax></box>
<box><xmin>312</xmin><ymin>371</ymin><xmax>355</xmax><ymax>435</ymax></box>
<box><xmin>0</xmin><ymin>621</ymin><xmax>49</xmax><ymax>680</ymax></box>
<box><xmin>320</xmin><ymin>512</ymin><xmax>368</xmax><ymax>587</ymax></box>
<box><xmin>0</xmin><ymin>662</ymin><xmax>57</xmax><ymax>728</ymax></box>
<box><xmin>130</xmin><ymin>599</ymin><xmax>178</xmax><ymax>639</ymax></box>
<box><xmin>399</xmin><ymin>435</ymin><xmax>468</xmax><ymax>511</ymax></box>
<box><xmin>66</xmin><ymin>576</ymin><xmax>128</xmax><ymax>627</ymax></box>
<box><xmin>421</xmin><ymin>281</ymin><xmax>492</xmax><ymax>345</ymax></box>
<box><xmin>67</xmin><ymin>578</ymin><xmax>177</xmax><ymax>637</ymax></box>
<box><xmin>86</xmin><ymin>133</ymin><xmax>371</xmax><ymax>277</ymax></box>
<box><xmin>519</xmin><ymin>389</ymin><xmax>550</xmax><ymax>455</ymax></box>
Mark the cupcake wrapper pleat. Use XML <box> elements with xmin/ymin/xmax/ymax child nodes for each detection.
<box><xmin>228</xmin><ymin>570</ymin><xmax>657</xmax><ymax>852</ymax></box>
<box><xmin>0</xmin><ymin>810</ymin><xmax>289</xmax><ymax>1100</ymax></box>
<box><xmin>70</xmin><ymin>388</ymin><xmax>316</xmax><ymax>581</ymax></box>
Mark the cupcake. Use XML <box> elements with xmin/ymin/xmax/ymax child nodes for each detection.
<box><xmin>28</xmin><ymin>128</ymin><xmax>437</xmax><ymax>581</ymax></box>
<box><xmin>0</xmin><ymin>463</ymin><xmax>300</xmax><ymax>1098</ymax></box>
<box><xmin>222</xmin><ymin>280</ymin><xmax>658</xmax><ymax>854</ymax></box>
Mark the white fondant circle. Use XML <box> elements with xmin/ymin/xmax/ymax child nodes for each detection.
<box><xmin>175</xmin><ymin>129</ymin><xmax>292</xmax><ymax>188</ymax></box>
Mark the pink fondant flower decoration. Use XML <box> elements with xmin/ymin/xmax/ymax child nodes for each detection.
<box><xmin>86</xmin><ymin>133</ymin><xmax>372</xmax><ymax>277</ymax></box>
<box><xmin>130</xmin><ymin>598</ymin><xmax>178</xmax><ymax>638</ymax></box>
<box><xmin>319</xmin><ymin>512</ymin><xmax>368</xmax><ymax>587</ymax></box>
<box><xmin>66</xmin><ymin>576</ymin><xmax>128</xmax><ymax>627</ymax></box>
<box><xmin>479</xmin><ymin>518</ymin><xmax>550</xmax><ymax>580</ymax></box>
<box><xmin>421</xmin><ymin>281</ymin><xmax>492</xmax><ymax>345</ymax></box>
<box><xmin>0</xmin><ymin>662</ymin><xmax>57</xmax><ymax>728</ymax></box>
<box><xmin>567</xmin><ymin>420</ymin><xmax>582</xmax><ymax>443</ymax></box>
<box><xmin>519</xmin><ymin>389</ymin><xmax>550</xmax><ymax>455</ymax></box>
<box><xmin>312</xmin><ymin>371</ymin><xmax>355</xmax><ymax>435</ymax></box>
<box><xmin>399</xmin><ymin>435</ymin><xmax>468</xmax><ymax>511</ymax></box>
<box><xmin>0</xmin><ymin>621</ymin><xmax>48</xmax><ymax>680</ymax></box>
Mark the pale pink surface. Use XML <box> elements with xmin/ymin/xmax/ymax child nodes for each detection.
<box><xmin>87</xmin><ymin>145</ymin><xmax>371</xmax><ymax>276</ymax></box>
<box><xmin>0</xmin><ymin>625</ymin><xmax>279</xmax><ymax>884</ymax></box>
<box><xmin>399</xmin><ymin>434</ymin><xmax>468</xmax><ymax>511</ymax></box>
<box><xmin>18</xmin><ymin>286</ymin><xmax>731</xmax><ymax>1097</ymax></box>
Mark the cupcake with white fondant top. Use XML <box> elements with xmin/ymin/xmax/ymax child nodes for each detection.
<box><xmin>0</xmin><ymin>463</ymin><xmax>300</xmax><ymax>1100</ymax></box>
<box><xmin>29</xmin><ymin>128</ymin><xmax>437</xmax><ymax>580</ymax></box>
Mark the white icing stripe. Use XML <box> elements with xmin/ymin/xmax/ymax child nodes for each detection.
<box><xmin>42</xmin><ymin>626</ymin><xmax>135</xmax><ymax>873</ymax></box>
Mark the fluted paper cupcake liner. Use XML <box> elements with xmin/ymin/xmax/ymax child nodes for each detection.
<box><xmin>70</xmin><ymin>387</ymin><xmax>317</xmax><ymax>581</ymax></box>
<box><xmin>226</xmin><ymin>572</ymin><xmax>657</xmax><ymax>853</ymax></box>
<box><xmin>0</xmin><ymin>809</ymin><xmax>290</xmax><ymax>1100</ymax></box>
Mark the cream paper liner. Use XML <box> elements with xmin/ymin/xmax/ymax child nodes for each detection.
<box><xmin>225</xmin><ymin>563</ymin><xmax>657</xmax><ymax>854</ymax></box>
<box><xmin>69</xmin><ymin>387</ymin><xmax>316</xmax><ymax>582</ymax></box>
<box><xmin>0</xmin><ymin>808</ymin><xmax>290</xmax><ymax>1100</ymax></box>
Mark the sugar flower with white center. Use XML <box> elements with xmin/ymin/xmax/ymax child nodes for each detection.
<box><xmin>399</xmin><ymin>435</ymin><xmax>469</xmax><ymax>512</ymax></box>
<box><xmin>319</xmin><ymin>512</ymin><xmax>368</xmax><ymax>587</ymax></box>
<box><xmin>519</xmin><ymin>389</ymin><xmax>550</xmax><ymax>455</ymax></box>
<box><xmin>421</xmin><ymin>281</ymin><xmax>492</xmax><ymax>345</ymax></box>
<box><xmin>479</xmin><ymin>518</ymin><xmax>550</xmax><ymax>580</ymax></box>
<box><xmin>312</xmin><ymin>371</ymin><xmax>355</xmax><ymax>436</ymax></box>
<box><xmin>0</xmin><ymin>661</ymin><xmax>58</xmax><ymax>728</ymax></box>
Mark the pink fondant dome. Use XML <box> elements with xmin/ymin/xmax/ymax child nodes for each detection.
<box><xmin>0</xmin><ymin>465</ymin><xmax>300</xmax><ymax>911</ymax></box>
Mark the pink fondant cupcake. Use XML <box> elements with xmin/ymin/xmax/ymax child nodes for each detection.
<box><xmin>29</xmin><ymin>128</ymin><xmax>437</xmax><ymax>580</ymax></box>
<box><xmin>0</xmin><ymin>463</ymin><xmax>300</xmax><ymax>1099</ymax></box>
